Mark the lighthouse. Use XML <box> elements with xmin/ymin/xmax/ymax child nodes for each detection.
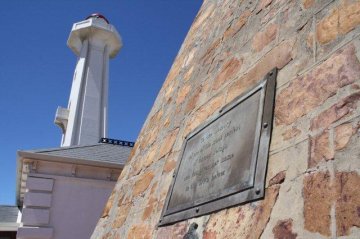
<box><xmin>15</xmin><ymin>14</ymin><xmax>132</xmax><ymax>239</ymax></box>
<box><xmin>55</xmin><ymin>13</ymin><xmax>122</xmax><ymax>146</ymax></box>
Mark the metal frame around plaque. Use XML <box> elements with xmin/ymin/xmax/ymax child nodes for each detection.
<box><xmin>158</xmin><ymin>68</ymin><xmax>277</xmax><ymax>226</ymax></box>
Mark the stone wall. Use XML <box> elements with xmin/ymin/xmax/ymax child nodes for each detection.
<box><xmin>92</xmin><ymin>0</ymin><xmax>360</xmax><ymax>238</ymax></box>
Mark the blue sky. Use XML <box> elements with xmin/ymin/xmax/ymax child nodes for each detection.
<box><xmin>0</xmin><ymin>1</ymin><xmax>202</xmax><ymax>205</ymax></box>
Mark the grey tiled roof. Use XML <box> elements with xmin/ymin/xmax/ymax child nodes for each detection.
<box><xmin>0</xmin><ymin>206</ymin><xmax>20</xmax><ymax>223</ymax></box>
<box><xmin>25</xmin><ymin>143</ymin><xmax>132</xmax><ymax>165</ymax></box>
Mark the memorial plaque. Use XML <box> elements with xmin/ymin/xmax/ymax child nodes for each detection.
<box><xmin>159</xmin><ymin>69</ymin><xmax>277</xmax><ymax>226</ymax></box>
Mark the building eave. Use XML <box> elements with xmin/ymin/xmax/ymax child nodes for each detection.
<box><xmin>0</xmin><ymin>223</ymin><xmax>21</xmax><ymax>231</ymax></box>
<box><xmin>15</xmin><ymin>150</ymin><xmax>125</xmax><ymax>206</ymax></box>
<box><xmin>17</xmin><ymin>150</ymin><xmax>125</xmax><ymax>169</ymax></box>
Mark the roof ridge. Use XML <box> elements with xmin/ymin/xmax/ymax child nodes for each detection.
<box><xmin>34</xmin><ymin>144</ymin><xmax>102</xmax><ymax>153</ymax></box>
<box><xmin>22</xmin><ymin>141</ymin><xmax>131</xmax><ymax>154</ymax></box>
<box><xmin>22</xmin><ymin>143</ymin><xmax>109</xmax><ymax>154</ymax></box>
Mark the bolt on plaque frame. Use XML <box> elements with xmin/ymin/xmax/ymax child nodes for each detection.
<box><xmin>158</xmin><ymin>68</ymin><xmax>277</xmax><ymax>226</ymax></box>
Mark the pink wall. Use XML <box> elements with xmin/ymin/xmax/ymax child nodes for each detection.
<box><xmin>50</xmin><ymin>176</ymin><xmax>114</xmax><ymax>239</ymax></box>
<box><xmin>18</xmin><ymin>160</ymin><xmax>119</xmax><ymax>239</ymax></box>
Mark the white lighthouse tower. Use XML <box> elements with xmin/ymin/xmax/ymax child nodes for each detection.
<box><xmin>55</xmin><ymin>13</ymin><xmax>122</xmax><ymax>146</ymax></box>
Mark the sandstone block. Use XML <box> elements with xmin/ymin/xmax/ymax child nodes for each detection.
<box><xmin>212</xmin><ymin>57</ymin><xmax>242</xmax><ymax>90</ymax></box>
<box><xmin>335</xmin><ymin>172</ymin><xmax>360</xmax><ymax>236</ymax></box>
<box><xmin>157</xmin><ymin>172</ymin><xmax>174</xmax><ymax>202</ymax></box>
<box><xmin>112</xmin><ymin>203</ymin><xmax>132</xmax><ymax>229</ymax></box>
<box><xmin>143</xmin><ymin>146</ymin><xmax>158</xmax><ymax>169</ymax></box>
<box><xmin>223</xmin><ymin>10</ymin><xmax>251</xmax><ymax>40</ymax></box>
<box><xmin>101</xmin><ymin>231</ymin><xmax>114</xmax><ymax>239</ymax></box>
<box><xmin>303</xmin><ymin>0</ymin><xmax>314</xmax><ymax>9</ymax></box>
<box><xmin>203</xmin><ymin>230</ymin><xmax>216</xmax><ymax>239</ymax></box>
<box><xmin>191</xmin><ymin>3</ymin><xmax>215</xmax><ymax>32</ymax></box>
<box><xmin>185</xmin><ymin>93</ymin><xmax>224</xmax><ymax>136</ymax></box>
<box><xmin>339</xmin><ymin>2</ymin><xmax>360</xmax><ymax>35</ymax></box>
<box><xmin>335</xmin><ymin>123</ymin><xmax>354</xmax><ymax>151</ymax></box>
<box><xmin>147</xmin><ymin>110</ymin><xmax>163</xmax><ymax>135</ymax></box>
<box><xmin>203</xmin><ymin>185</ymin><xmax>280</xmax><ymax>238</ymax></box>
<box><xmin>163</xmin><ymin>158</ymin><xmax>177</xmax><ymax>174</ymax></box>
<box><xmin>276</xmin><ymin>44</ymin><xmax>360</xmax><ymax>125</ymax></box>
<box><xmin>164</xmin><ymin>81</ymin><xmax>176</xmax><ymax>104</ymax></box>
<box><xmin>282</xmin><ymin>127</ymin><xmax>301</xmax><ymax>141</ymax></box>
<box><xmin>183</xmin><ymin>65</ymin><xmax>194</xmax><ymax>82</ymax></box>
<box><xmin>306</xmin><ymin>32</ymin><xmax>314</xmax><ymax>49</ymax></box>
<box><xmin>227</xmin><ymin>39</ymin><xmax>294</xmax><ymax>103</ymax></box>
<box><xmin>133</xmin><ymin>171</ymin><xmax>155</xmax><ymax>197</ymax></box>
<box><xmin>156</xmin><ymin>221</ymin><xmax>187</xmax><ymax>239</ymax></box>
<box><xmin>176</xmin><ymin>83</ymin><xmax>191</xmax><ymax>104</ymax></box>
<box><xmin>201</xmin><ymin>38</ymin><xmax>221</xmax><ymax>66</ymax></box>
<box><xmin>317</xmin><ymin>2</ymin><xmax>360</xmax><ymax>45</ymax></box>
<box><xmin>117</xmin><ymin>183</ymin><xmax>133</xmax><ymax>207</ymax></box>
<box><xmin>269</xmin><ymin>170</ymin><xmax>286</xmax><ymax>187</ymax></box>
<box><xmin>317</xmin><ymin>8</ymin><xmax>339</xmax><ymax>45</ymax></box>
<box><xmin>183</xmin><ymin>47</ymin><xmax>196</xmax><ymax>68</ymax></box>
<box><xmin>149</xmin><ymin>180</ymin><xmax>158</xmax><ymax>195</ymax></box>
<box><xmin>272</xmin><ymin>219</ymin><xmax>297</xmax><ymax>239</ymax></box>
<box><xmin>309</xmin><ymin>130</ymin><xmax>334</xmax><ymax>168</ymax></box>
<box><xmin>311</xmin><ymin>92</ymin><xmax>360</xmax><ymax>130</ymax></box>
<box><xmin>148</xmin><ymin>125</ymin><xmax>161</xmax><ymax>146</ymax></box>
<box><xmin>303</xmin><ymin>171</ymin><xmax>333</xmax><ymax>236</ymax></box>
<box><xmin>127</xmin><ymin>224</ymin><xmax>151</xmax><ymax>239</ymax></box>
<box><xmin>257</xmin><ymin>0</ymin><xmax>273</xmax><ymax>13</ymax></box>
<box><xmin>252</xmin><ymin>23</ymin><xmax>278</xmax><ymax>52</ymax></box>
<box><xmin>142</xmin><ymin>197</ymin><xmax>158</xmax><ymax>221</ymax></box>
<box><xmin>185</xmin><ymin>86</ymin><xmax>202</xmax><ymax>114</ymax></box>
<box><xmin>162</xmin><ymin>68</ymin><xmax>178</xmax><ymax>96</ymax></box>
<box><xmin>158</xmin><ymin>128</ymin><xmax>179</xmax><ymax>158</ymax></box>
<box><xmin>162</xmin><ymin>114</ymin><xmax>171</xmax><ymax>128</ymax></box>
